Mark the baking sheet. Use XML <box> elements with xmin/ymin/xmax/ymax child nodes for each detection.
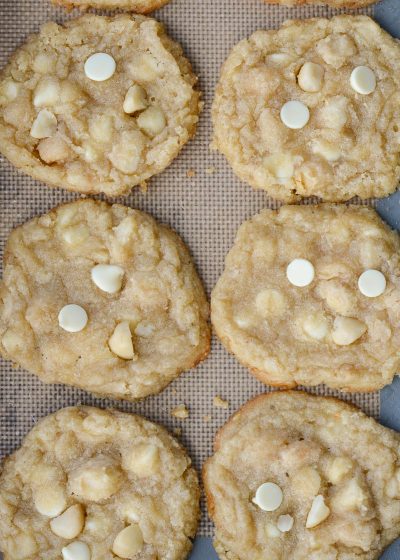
<box><xmin>0</xmin><ymin>0</ymin><xmax>398</xmax><ymax>556</ymax></box>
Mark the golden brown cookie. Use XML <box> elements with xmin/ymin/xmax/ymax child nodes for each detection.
<box><xmin>0</xmin><ymin>199</ymin><xmax>210</xmax><ymax>400</ymax></box>
<box><xmin>212</xmin><ymin>16</ymin><xmax>400</xmax><ymax>202</ymax></box>
<box><xmin>204</xmin><ymin>391</ymin><xmax>400</xmax><ymax>560</ymax></box>
<box><xmin>0</xmin><ymin>14</ymin><xmax>200</xmax><ymax>196</ymax></box>
<box><xmin>262</xmin><ymin>0</ymin><xmax>375</xmax><ymax>7</ymax></box>
<box><xmin>211</xmin><ymin>204</ymin><xmax>400</xmax><ymax>392</ymax></box>
<box><xmin>0</xmin><ymin>406</ymin><xmax>200</xmax><ymax>560</ymax></box>
<box><xmin>53</xmin><ymin>0</ymin><xmax>171</xmax><ymax>13</ymax></box>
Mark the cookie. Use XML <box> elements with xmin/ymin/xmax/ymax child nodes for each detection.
<box><xmin>53</xmin><ymin>0</ymin><xmax>171</xmax><ymax>13</ymax></box>
<box><xmin>262</xmin><ymin>0</ymin><xmax>375</xmax><ymax>6</ymax></box>
<box><xmin>204</xmin><ymin>391</ymin><xmax>400</xmax><ymax>560</ymax></box>
<box><xmin>211</xmin><ymin>204</ymin><xmax>400</xmax><ymax>392</ymax></box>
<box><xmin>0</xmin><ymin>406</ymin><xmax>200</xmax><ymax>560</ymax></box>
<box><xmin>0</xmin><ymin>14</ymin><xmax>200</xmax><ymax>196</ymax></box>
<box><xmin>0</xmin><ymin>199</ymin><xmax>210</xmax><ymax>400</ymax></box>
<box><xmin>212</xmin><ymin>16</ymin><xmax>400</xmax><ymax>202</ymax></box>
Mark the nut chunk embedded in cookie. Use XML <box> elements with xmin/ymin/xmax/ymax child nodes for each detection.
<box><xmin>204</xmin><ymin>391</ymin><xmax>400</xmax><ymax>560</ymax></box>
<box><xmin>212</xmin><ymin>15</ymin><xmax>400</xmax><ymax>201</ymax></box>
<box><xmin>211</xmin><ymin>204</ymin><xmax>400</xmax><ymax>392</ymax></box>
<box><xmin>0</xmin><ymin>199</ymin><xmax>210</xmax><ymax>400</ymax></box>
<box><xmin>0</xmin><ymin>14</ymin><xmax>201</xmax><ymax>196</ymax></box>
<box><xmin>0</xmin><ymin>406</ymin><xmax>200</xmax><ymax>560</ymax></box>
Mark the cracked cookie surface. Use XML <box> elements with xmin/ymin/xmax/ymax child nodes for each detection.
<box><xmin>212</xmin><ymin>16</ymin><xmax>400</xmax><ymax>202</ymax></box>
<box><xmin>0</xmin><ymin>199</ymin><xmax>210</xmax><ymax>400</ymax></box>
<box><xmin>0</xmin><ymin>406</ymin><xmax>200</xmax><ymax>560</ymax></box>
<box><xmin>0</xmin><ymin>14</ymin><xmax>200</xmax><ymax>196</ymax></box>
<box><xmin>204</xmin><ymin>391</ymin><xmax>400</xmax><ymax>560</ymax></box>
<box><xmin>211</xmin><ymin>204</ymin><xmax>400</xmax><ymax>392</ymax></box>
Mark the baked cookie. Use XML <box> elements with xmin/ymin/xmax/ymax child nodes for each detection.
<box><xmin>211</xmin><ymin>204</ymin><xmax>400</xmax><ymax>392</ymax></box>
<box><xmin>204</xmin><ymin>391</ymin><xmax>400</xmax><ymax>560</ymax></box>
<box><xmin>262</xmin><ymin>0</ymin><xmax>375</xmax><ymax>6</ymax></box>
<box><xmin>0</xmin><ymin>14</ymin><xmax>200</xmax><ymax>196</ymax></box>
<box><xmin>53</xmin><ymin>0</ymin><xmax>171</xmax><ymax>13</ymax></box>
<box><xmin>0</xmin><ymin>199</ymin><xmax>210</xmax><ymax>400</ymax></box>
<box><xmin>0</xmin><ymin>406</ymin><xmax>200</xmax><ymax>560</ymax></box>
<box><xmin>212</xmin><ymin>16</ymin><xmax>400</xmax><ymax>202</ymax></box>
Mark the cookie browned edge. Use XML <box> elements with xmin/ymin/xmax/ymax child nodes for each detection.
<box><xmin>262</xmin><ymin>0</ymin><xmax>376</xmax><ymax>7</ymax></box>
<box><xmin>51</xmin><ymin>0</ymin><xmax>171</xmax><ymax>13</ymax></box>
<box><xmin>202</xmin><ymin>390</ymin><xmax>391</xmax><ymax>560</ymax></box>
<box><xmin>0</xmin><ymin>198</ymin><xmax>211</xmax><ymax>402</ymax></box>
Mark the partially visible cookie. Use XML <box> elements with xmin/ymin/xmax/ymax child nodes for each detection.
<box><xmin>0</xmin><ymin>14</ymin><xmax>200</xmax><ymax>196</ymax></box>
<box><xmin>53</xmin><ymin>0</ymin><xmax>171</xmax><ymax>13</ymax></box>
<box><xmin>211</xmin><ymin>204</ymin><xmax>400</xmax><ymax>392</ymax></box>
<box><xmin>212</xmin><ymin>16</ymin><xmax>400</xmax><ymax>202</ymax></box>
<box><xmin>0</xmin><ymin>406</ymin><xmax>200</xmax><ymax>560</ymax></box>
<box><xmin>204</xmin><ymin>391</ymin><xmax>400</xmax><ymax>560</ymax></box>
<box><xmin>263</xmin><ymin>0</ymin><xmax>375</xmax><ymax>6</ymax></box>
<box><xmin>0</xmin><ymin>199</ymin><xmax>210</xmax><ymax>400</ymax></box>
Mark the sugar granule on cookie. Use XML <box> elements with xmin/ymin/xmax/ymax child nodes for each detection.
<box><xmin>0</xmin><ymin>14</ymin><xmax>201</xmax><ymax>196</ymax></box>
<box><xmin>211</xmin><ymin>204</ymin><xmax>400</xmax><ymax>392</ymax></box>
<box><xmin>204</xmin><ymin>391</ymin><xmax>400</xmax><ymax>560</ymax></box>
<box><xmin>0</xmin><ymin>199</ymin><xmax>210</xmax><ymax>401</ymax></box>
<box><xmin>212</xmin><ymin>15</ymin><xmax>400</xmax><ymax>201</ymax></box>
<box><xmin>0</xmin><ymin>406</ymin><xmax>200</xmax><ymax>559</ymax></box>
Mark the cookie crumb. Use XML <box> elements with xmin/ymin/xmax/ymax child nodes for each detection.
<box><xmin>213</xmin><ymin>395</ymin><xmax>229</xmax><ymax>409</ymax></box>
<box><xmin>171</xmin><ymin>404</ymin><xmax>189</xmax><ymax>419</ymax></box>
<box><xmin>206</xmin><ymin>166</ymin><xmax>216</xmax><ymax>175</ymax></box>
<box><xmin>186</xmin><ymin>169</ymin><xmax>196</xmax><ymax>178</ymax></box>
<box><xmin>173</xmin><ymin>427</ymin><xmax>182</xmax><ymax>436</ymax></box>
<box><xmin>203</xmin><ymin>414</ymin><xmax>212</xmax><ymax>423</ymax></box>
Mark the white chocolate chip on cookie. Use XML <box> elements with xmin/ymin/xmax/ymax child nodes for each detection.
<box><xmin>302</xmin><ymin>313</ymin><xmax>329</xmax><ymax>340</ymax></box>
<box><xmin>58</xmin><ymin>304</ymin><xmax>88</xmax><ymax>333</ymax></box>
<box><xmin>125</xmin><ymin>443</ymin><xmax>160</xmax><ymax>477</ymax></box>
<box><xmin>332</xmin><ymin>316</ymin><xmax>367</xmax><ymax>346</ymax></box>
<box><xmin>91</xmin><ymin>264</ymin><xmax>124</xmax><ymax>294</ymax></box>
<box><xmin>280</xmin><ymin>101</ymin><xmax>310</xmax><ymax>130</ymax></box>
<box><xmin>123</xmin><ymin>85</ymin><xmax>147</xmax><ymax>114</ymax></box>
<box><xmin>68</xmin><ymin>456</ymin><xmax>122</xmax><ymax>501</ymax></box>
<box><xmin>62</xmin><ymin>541</ymin><xmax>91</xmax><ymax>560</ymax></box>
<box><xmin>108</xmin><ymin>321</ymin><xmax>135</xmax><ymax>360</ymax></box>
<box><xmin>33</xmin><ymin>77</ymin><xmax>60</xmax><ymax>107</ymax></box>
<box><xmin>84</xmin><ymin>53</ymin><xmax>116</xmax><ymax>82</ymax></box>
<box><xmin>253</xmin><ymin>482</ymin><xmax>283</xmax><ymax>512</ymax></box>
<box><xmin>298</xmin><ymin>62</ymin><xmax>324</xmax><ymax>93</ymax></box>
<box><xmin>137</xmin><ymin>106</ymin><xmax>166</xmax><ymax>137</ymax></box>
<box><xmin>50</xmin><ymin>504</ymin><xmax>85</xmax><ymax>539</ymax></box>
<box><xmin>112</xmin><ymin>524</ymin><xmax>144</xmax><ymax>559</ymax></box>
<box><xmin>30</xmin><ymin>109</ymin><xmax>57</xmax><ymax>139</ymax></box>
<box><xmin>350</xmin><ymin>66</ymin><xmax>376</xmax><ymax>95</ymax></box>
<box><xmin>358</xmin><ymin>269</ymin><xmax>386</xmax><ymax>298</ymax></box>
<box><xmin>277</xmin><ymin>514</ymin><xmax>294</xmax><ymax>533</ymax></box>
<box><xmin>306</xmin><ymin>495</ymin><xmax>330</xmax><ymax>529</ymax></box>
<box><xmin>34</xmin><ymin>485</ymin><xmax>67</xmax><ymax>517</ymax></box>
<box><xmin>286</xmin><ymin>258</ymin><xmax>315</xmax><ymax>287</ymax></box>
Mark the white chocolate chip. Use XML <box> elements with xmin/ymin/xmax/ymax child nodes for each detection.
<box><xmin>302</xmin><ymin>313</ymin><xmax>329</xmax><ymax>340</ymax></box>
<box><xmin>280</xmin><ymin>101</ymin><xmax>310</xmax><ymax>130</ymax></box>
<box><xmin>350</xmin><ymin>66</ymin><xmax>376</xmax><ymax>95</ymax></box>
<box><xmin>58</xmin><ymin>304</ymin><xmax>88</xmax><ymax>333</ymax></box>
<box><xmin>108</xmin><ymin>321</ymin><xmax>135</xmax><ymax>360</ymax></box>
<box><xmin>30</xmin><ymin>109</ymin><xmax>57</xmax><ymax>139</ymax></box>
<box><xmin>84</xmin><ymin>53</ymin><xmax>116</xmax><ymax>82</ymax></box>
<box><xmin>33</xmin><ymin>486</ymin><xmax>67</xmax><ymax>517</ymax></box>
<box><xmin>91</xmin><ymin>264</ymin><xmax>124</xmax><ymax>294</ymax></box>
<box><xmin>68</xmin><ymin>457</ymin><xmax>122</xmax><ymax>502</ymax></box>
<box><xmin>112</xmin><ymin>524</ymin><xmax>144</xmax><ymax>559</ymax></box>
<box><xmin>33</xmin><ymin>78</ymin><xmax>59</xmax><ymax>107</ymax></box>
<box><xmin>265</xmin><ymin>153</ymin><xmax>295</xmax><ymax>182</ymax></box>
<box><xmin>1</xmin><ymin>80</ymin><xmax>19</xmax><ymax>101</ymax></box>
<box><xmin>332</xmin><ymin>316</ymin><xmax>367</xmax><ymax>346</ymax></box>
<box><xmin>286</xmin><ymin>258</ymin><xmax>315</xmax><ymax>287</ymax></box>
<box><xmin>137</xmin><ymin>106</ymin><xmax>166</xmax><ymax>137</ymax></box>
<box><xmin>311</xmin><ymin>139</ymin><xmax>341</xmax><ymax>162</ymax></box>
<box><xmin>62</xmin><ymin>542</ymin><xmax>91</xmax><ymax>560</ymax></box>
<box><xmin>332</xmin><ymin>478</ymin><xmax>367</xmax><ymax>512</ymax></box>
<box><xmin>126</xmin><ymin>443</ymin><xmax>160</xmax><ymax>477</ymax></box>
<box><xmin>50</xmin><ymin>504</ymin><xmax>85</xmax><ymax>539</ymax></box>
<box><xmin>123</xmin><ymin>85</ymin><xmax>147</xmax><ymax>114</ymax></box>
<box><xmin>38</xmin><ymin>136</ymin><xmax>70</xmax><ymax>163</ymax></box>
<box><xmin>62</xmin><ymin>224</ymin><xmax>89</xmax><ymax>246</ymax></box>
<box><xmin>277</xmin><ymin>514</ymin><xmax>294</xmax><ymax>533</ymax></box>
<box><xmin>326</xmin><ymin>457</ymin><xmax>353</xmax><ymax>485</ymax></box>
<box><xmin>253</xmin><ymin>482</ymin><xmax>283</xmax><ymax>512</ymax></box>
<box><xmin>298</xmin><ymin>62</ymin><xmax>324</xmax><ymax>93</ymax></box>
<box><xmin>306</xmin><ymin>495</ymin><xmax>330</xmax><ymax>529</ymax></box>
<box><xmin>358</xmin><ymin>269</ymin><xmax>386</xmax><ymax>298</ymax></box>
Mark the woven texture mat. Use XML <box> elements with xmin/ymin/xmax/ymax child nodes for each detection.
<box><xmin>0</xmin><ymin>0</ymin><xmax>379</xmax><ymax>537</ymax></box>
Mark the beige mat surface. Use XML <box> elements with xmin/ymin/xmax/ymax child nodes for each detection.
<box><xmin>0</xmin><ymin>0</ymin><xmax>378</xmax><ymax>535</ymax></box>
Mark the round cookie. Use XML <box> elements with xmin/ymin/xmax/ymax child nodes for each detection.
<box><xmin>53</xmin><ymin>0</ymin><xmax>171</xmax><ymax>13</ymax></box>
<box><xmin>0</xmin><ymin>199</ymin><xmax>210</xmax><ymax>400</ymax></box>
<box><xmin>211</xmin><ymin>204</ymin><xmax>400</xmax><ymax>392</ymax></box>
<box><xmin>0</xmin><ymin>14</ymin><xmax>200</xmax><ymax>196</ymax></box>
<box><xmin>212</xmin><ymin>16</ymin><xmax>400</xmax><ymax>202</ymax></box>
<box><xmin>262</xmin><ymin>0</ymin><xmax>375</xmax><ymax>6</ymax></box>
<box><xmin>203</xmin><ymin>391</ymin><xmax>400</xmax><ymax>560</ymax></box>
<box><xmin>0</xmin><ymin>406</ymin><xmax>200</xmax><ymax>560</ymax></box>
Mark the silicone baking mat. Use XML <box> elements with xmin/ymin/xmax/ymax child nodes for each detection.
<box><xmin>0</xmin><ymin>0</ymin><xmax>397</xmax><ymax>551</ymax></box>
